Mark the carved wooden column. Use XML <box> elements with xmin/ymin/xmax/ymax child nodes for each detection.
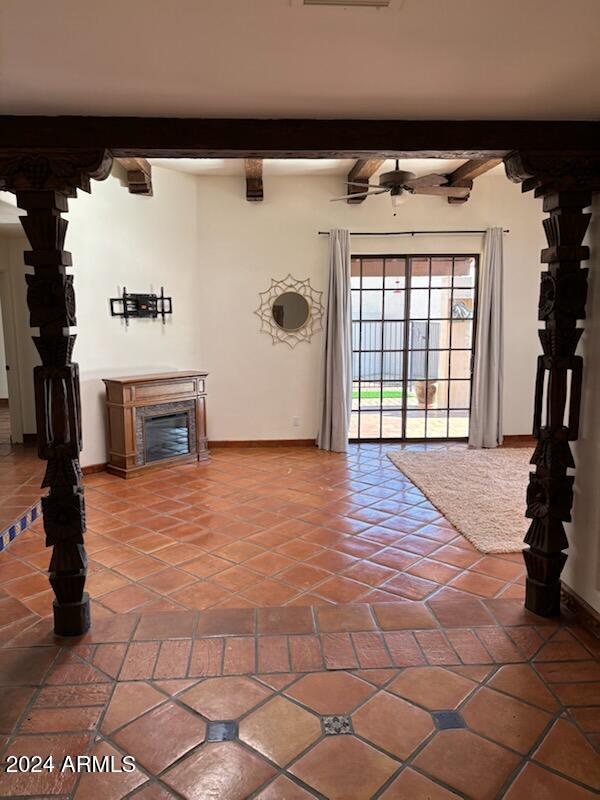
<box><xmin>506</xmin><ymin>152</ymin><xmax>600</xmax><ymax>617</ymax></box>
<box><xmin>0</xmin><ymin>150</ymin><xmax>113</xmax><ymax>635</ymax></box>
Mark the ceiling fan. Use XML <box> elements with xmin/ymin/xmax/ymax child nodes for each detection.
<box><xmin>330</xmin><ymin>160</ymin><xmax>471</xmax><ymax>213</ymax></box>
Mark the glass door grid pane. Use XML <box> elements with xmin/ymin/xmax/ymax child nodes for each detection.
<box><xmin>350</xmin><ymin>254</ymin><xmax>478</xmax><ymax>442</ymax></box>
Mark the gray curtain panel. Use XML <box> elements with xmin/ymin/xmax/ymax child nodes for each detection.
<box><xmin>469</xmin><ymin>227</ymin><xmax>504</xmax><ymax>448</ymax></box>
<box><xmin>317</xmin><ymin>229</ymin><xmax>352</xmax><ymax>452</ymax></box>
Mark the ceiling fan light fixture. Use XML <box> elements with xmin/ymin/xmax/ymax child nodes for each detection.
<box><xmin>391</xmin><ymin>188</ymin><xmax>408</xmax><ymax>214</ymax></box>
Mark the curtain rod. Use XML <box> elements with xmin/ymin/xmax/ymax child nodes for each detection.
<box><xmin>318</xmin><ymin>229</ymin><xmax>509</xmax><ymax>236</ymax></box>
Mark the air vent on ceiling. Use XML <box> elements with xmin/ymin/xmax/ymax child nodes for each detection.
<box><xmin>303</xmin><ymin>0</ymin><xmax>391</xmax><ymax>7</ymax></box>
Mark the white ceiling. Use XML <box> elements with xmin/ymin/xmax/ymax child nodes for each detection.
<box><xmin>150</xmin><ymin>158</ymin><xmax>473</xmax><ymax>177</ymax></box>
<box><xmin>0</xmin><ymin>0</ymin><xmax>599</xmax><ymax>119</ymax></box>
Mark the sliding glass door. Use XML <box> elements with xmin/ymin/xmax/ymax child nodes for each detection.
<box><xmin>349</xmin><ymin>254</ymin><xmax>479</xmax><ymax>441</ymax></box>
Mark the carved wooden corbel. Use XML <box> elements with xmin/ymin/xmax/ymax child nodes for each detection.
<box><xmin>245</xmin><ymin>158</ymin><xmax>263</xmax><ymax>201</ymax></box>
<box><xmin>116</xmin><ymin>157</ymin><xmax>153</xmax><ymax>196</ymax></box>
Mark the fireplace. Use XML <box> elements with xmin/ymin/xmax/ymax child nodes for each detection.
<box><xmin>136</xmin><ymin>398</ymin><xmax>197</xmax><ymax>465</ymax></box>
<box><xmin>103</xmin><ymin>371</ymin><xmax>208</xmax><ymax>478</ymax></box>
<box><xmin>143</xmin><ymin>411</ymin><xmax>191</xmax><ymax>463</ymax></box>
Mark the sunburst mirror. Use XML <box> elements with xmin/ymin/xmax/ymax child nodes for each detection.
<box><xmin>255</xmin><ymin>274</ymin><xmax>324</xmax><ymax>347</ymax></box>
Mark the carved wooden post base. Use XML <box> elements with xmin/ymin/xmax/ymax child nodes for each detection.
<box><xmin>0</xmin><ymin>150</ymin><xmax>112</xmax><ymax>636</ymax></box>
<box><xmin>51</xmin><ymin>597</ymin><xmax>91</xmax><ymax>637</ymax></box>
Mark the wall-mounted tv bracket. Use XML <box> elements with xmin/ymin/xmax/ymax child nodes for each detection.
<box><xmin>110</xmin><ymin>287</ymin><xmax>173</xmax><ymax>326</ymax></box>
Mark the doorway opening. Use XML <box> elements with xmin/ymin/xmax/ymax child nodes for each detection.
<box><xmin>0</xmin><ymin>295</ymin><xmax>10</xmax><ymax>450</ymax></box>
<box><xmin>349</xmin><ymin>254</ymin><xmax>479</xmax><ymax>441</ymax></box>
<box><xmin>0</xmin><ymin>264</ymin><xmax>26</xmax><ymax>451</ymax></box>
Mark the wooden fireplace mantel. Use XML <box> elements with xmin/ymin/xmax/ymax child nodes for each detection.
<box><xmin>103</xmin><ymin>370</ymin><xmax>209</xmax><ymax>479</ymax></box>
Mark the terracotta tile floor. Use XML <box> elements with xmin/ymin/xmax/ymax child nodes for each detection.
<box><xmin>0</xmin><ymin>433</ymin><xmax>43</xmax><ymax>538</ymax></box>
<box><xmin>1</xmin><ymin>444</ymin><xmax>527</xmax><ymax>631</ymax></box>
<box><xmin>0</xmin><ymin>601</ymin><xmax>599</xmax><ymax>798</ymax></box>
<box><xmin>1</xmin><ymin>444</ymin><xmax>599</xmax><ymax>797</ymax></box>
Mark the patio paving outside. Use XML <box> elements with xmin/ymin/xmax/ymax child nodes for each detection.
<box><xmin>350</xmin><ymin>409</ymin><xmax>469</xmax><ymax>439</ymax></box>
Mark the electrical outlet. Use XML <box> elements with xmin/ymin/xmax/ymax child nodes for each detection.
<box><xmin>292</xmin><ymin>416</ymin><xmax>301</xmax><ymax>427</ymax></box>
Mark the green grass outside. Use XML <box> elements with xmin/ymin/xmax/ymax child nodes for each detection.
<box><xmin>353</xmin><ymin>388</ymin><xmax>404</xmax><ymax>399</ymax></box>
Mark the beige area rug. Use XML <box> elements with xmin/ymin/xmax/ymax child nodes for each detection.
<box><xmin>388</xmin><ymin>447</ymin><xmax>533</xmax><ymax>553</ymax></box>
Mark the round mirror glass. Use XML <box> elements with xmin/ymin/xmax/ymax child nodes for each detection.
<box><xmin>272</xmin><ymin>292</ymin><xmax>310</xmax><ymax>331</ymax></box>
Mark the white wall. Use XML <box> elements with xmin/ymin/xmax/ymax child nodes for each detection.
<box><xmin>65</xmin><ymin>165</ymin><xmax>202</xmax><ymax>466</ymax></box>
<box><xmin>562</xmin><ymin>195</ymin><xmax>600</xmax><ymax>614</ymax></box>
<box><xmin>196</xmin><ymin>171</ymin><xmax>544</xmax><ymax>441</ymax></box>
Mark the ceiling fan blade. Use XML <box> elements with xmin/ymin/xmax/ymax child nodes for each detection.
<box><xmin>345</xmin><ymin>181</ymin><xmax>383</xmax><ymax>190</ymax></box>
<box><xmin>409</xmin><ymin>184</ymin><xmax>471</xmax><ymax>198</ymax></box>
<box><xmin>330</xmin><ymin>189</ymin><xmax>389</xmax><ymax>201</ymax></box>
<box><xmin>403</xmin><ymin>173</ymin><xmax>448</xmax><ymax>188</ymax></box>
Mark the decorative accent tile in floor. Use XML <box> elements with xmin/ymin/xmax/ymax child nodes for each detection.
<box><xmin>0</xmin><ymin>428</ymin><xmax>44</xmax><ymax>552</ymax></box>
<box><xmin>0</xmin><ymin>500</ymin><xmax>41</xmax><ymax>553</ymax></box>
<box><xmin>433</xmin><ymin>710</ymin><xmax>466</xmax><ymax>729</ymax></box>
<box><xmin>322</xmin><ymin>714</ymin><xmax>352</xmax><ymax>735</ymax></box>
<box><xmin>206</xmin><ymin>720</ymin><xmax>238</xmax><ymax>742</ymax></box>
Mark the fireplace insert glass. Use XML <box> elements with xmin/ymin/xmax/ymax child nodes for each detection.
<box><xmin>144</xmin><ymin>412</ymin><xmax>190</xmax><ymax>463</ymax></box>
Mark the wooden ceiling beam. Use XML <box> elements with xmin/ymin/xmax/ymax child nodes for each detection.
<box><xmin>117</xmin><ymin>157</ymin><xmax>153</xmax><ymax>196</ymax></box>
<box><xmin>1</xmin><ymin>118</ymin><xmax>600</xmax><ymax>157</ymax></box>
<box><xmin>445</xmin><ymin>158</ymin><xmax>502</xmax><ymax>204</ymax></box>
<box><xmin>245</xmin><ymin>158</ymin><xmax>263</xmax><ymax>201</ymax></box>
<box><xmin>448</xmin><ymin>158</ymin><xmax>503</xmax><ymax>184</ymax></box>
<box><xmin>346</xmin><ymin>158</ymin><xmax>385</xmax><ymax>203</ymax></box>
